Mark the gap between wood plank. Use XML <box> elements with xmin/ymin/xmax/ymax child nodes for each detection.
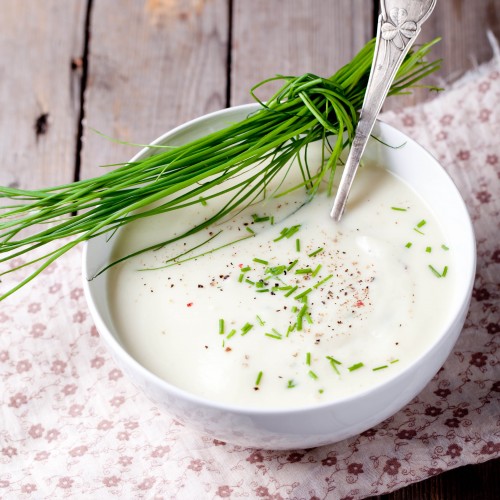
<box><xmin>74</xmin><ymin>0</ymin><xmax>94</xmax><ymax>183</ymax></box>
<box><xmin>372</xmin><ymin>0</ymin><xmax>380</xmax><ymax>37</ymax></box>
<box><xmin>225</xmin><ymin>0</ymin><xmax>234</xmax><ymax>108</ymax></box>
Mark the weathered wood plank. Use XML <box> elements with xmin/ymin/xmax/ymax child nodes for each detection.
<box><xmin>80</xmin><ymin>0</ymin><xmax>229</xmax><ymax>179</ymax></box>
<box><xmin>421</xmin><ymin>0</ymin><xmax>500</xmax><ymax>79</ymax></box>
<box><xmin>384</xmin><ymin>0</ymin><xmax>500</xmax><ymax>110</ymax></box>
<box><xmin>230</xmin><ymin>0</ymin><xmax>374</xmax><ymax>106</ymax></box>
<box><xmin>0</xmin><ymin>0</ymin><xmax>86</xmax><ymax>188</ymax></box>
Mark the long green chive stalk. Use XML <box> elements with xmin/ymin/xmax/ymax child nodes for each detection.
<box><xmin>0</xmin><ymin>38</ymin><xmax>441</xmax><ymax>300</ymax></box>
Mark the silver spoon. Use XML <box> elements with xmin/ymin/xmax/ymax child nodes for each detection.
<box><xmin>330</xmin><ymin>0</ymin><xmax>437</xmax><ymax>221</ymax></box>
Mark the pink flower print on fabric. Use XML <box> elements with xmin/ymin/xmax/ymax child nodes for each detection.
<box><xmin>137</xmin><ymin>477</ymin><xmax>155</xmax><ymax>491</ymax></box>
<box><xmin>103</xmin><ymin>476</ymin><xmax>120</xmax><ymax>488</ymax></box>
<box><xmin>57</xmin><ymin>477</ymin><xmax>73</xmax><ymax>489</ymax></box>
<box><xmin>21</xmin><ymin>484</ymin><xmax>37</xmax><ymax>494</ymax></box>
<box><xmin>216</xmin><ymin>485</ymin><xmax>233</xmax><ymax>498</ymax></box>
<box><xmin>16</xmin><ymin>359</ymin><xmax>32</xmax><ymax>373</ymax></box>
<box><xmin>69</xmin><ymin>446</ymin><xmax>88</xmax><ymax>457</ymax></box>
<box><xmin>8</xmin><ymin>392</ymin><xmax>28</xmax><ymax>408</ymax></box>
<box><xmin>383</xmin><ymin>457</ymin><xmax>401</xmax><ymax>476</ymax></box>
<box><xmin>28</xmin><ymin>424</ymin><xmax>44</xmax><ymax>439</ymax></box>
<box><xmin>45</xmin><ymin>429</ymin><xmax>60</xmax><ymax>442</ymax></box>
<box><xmin>2</xmin><ymin>447</ymin><xmax>17</xmax><ymax>458</ymax></box>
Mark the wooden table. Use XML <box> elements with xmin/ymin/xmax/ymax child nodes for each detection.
<box><xmin>0</xmin><ymin>1</ymin><xmax>498</xmax><ymax>497</ymax></box>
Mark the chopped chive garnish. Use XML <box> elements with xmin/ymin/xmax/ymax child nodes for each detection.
<box><xmin>253</xmin><ymin>257</ymin><xmax>269</xmax><ymax>265</ymax></box>
<box><xmin>312</xmin><ymin>264</ymin><xmax>322</xmax><ymax>277</ymax></box>
<box><xmin>255</xmin><ymin>371</ymin><xmax>263</xmax><ymax>386</ymax></box>
<box><xmin>238</xmin><ymin>274</ymin><xmax>244</xmax><ymax>283</ymax></box>
<box><xmin>297</xmin><ymin>304</ymin><xmax>308</xmax><ymax>317</ymax></box>
<box><xmin>245</xmin><ymin>279</ymin><xmax>256</xmax><ymax>285</ymax></box>
<box><xmin>270</xmin><ymin>216</ymin><xmax>274</xmax><ymax>225</ymax></box>
<box><xmin>304</xmin><ymin>312</ymin><xmax>313</xmax><ymax>324</ymax></box>
<box><xmin>278</xmin><ymin>285</ymin><xmax>292</xmax><ymax>291</ymax></box>
<box><xmin>218</xmin><ymin>318</ymin><xmax>225</xmax><ymax>335</ymax></box>
<box><xmin>413</xmin><ymin>228</ymin><xmax>425</xmax><ymax>235</ymax></box>
<box><xmin>274</xmin><ymin>225</ymin><xmax>301</xmax><ymax>241</ymax></box>
<box><xmin>442</xmin><ymin>265</ymin><xmax>448</xmax><ymax>277</ymax></box>
<box><xmin>308</xmin><ymin>247</ymin><xmax>324</xmax><ymax>257</ymax></box>
<box><xmin>274</xmin><ymin>228</ymin><xmax>288</xmax><ymax>241</ymax></box>
<box><xmin>306</xmin><ymin>352</ymin><xmax>311</xmax><ymax>366</ymax></box>
<box><xmin>428</xmin><ymin>264</ymin><xmax>442</xmax><ymax>278</ymax></box>
<box><xmin>272</xmin><ymin>328</ymin><xmax>281</xmax><ymax>336</ymax></box>
<box><xmin>287</xmin><ymin>259</ymin><xmax>298</xmax><ymax>271</ymax></box>
<box><xmin>294</xmin><ymin>288</ymin><xmax>312</xmax><ymax>301</ymax></box>
<box><xmin>426</xmin><ymin>246</ymin><xmax>432</xmax><ymax>253</ymax></box>
<box><xmin>313</xmin><ymin>274</ymin><xmax>333</xmax><ymax>289</ymax></box>
<box><xmin>226</xmin><ymin>329</ymin><xmax>236</xmax><ymax>339</ymax></box>
<box><xmin>308</xmin><ymin>370</ymin><xmax>318</xmax><ymax>380</ymax></box>
<box><xmin>265</xmin><ymin>332</ymin><xmax>282</xmax><ymax>340</ymax></box>
<box><xmin>240</xmin><ymin>266</ymin><xmax>251</xmax><ymax>272</ymax></box>
<box><xmin>295</xmin><ymin>267</ymin><xmax>313</xmax><ymax>274</ymax></box>
<box><xmin>252</xmin><ymin>214</ymin><xmax>270</xmax><ymax>223</ymax></box>
<box><xmin>416</xmin><ymin>219</ymin><xmax>426</xmax><ymax>228</ymax></box>
<box><xmin>297</xmin><ymin>314</ymin><xmax>303</xmax><ymax>331</ymax></box>
<box><xmin>286</xmin><ymin>323</ymin><xmax>296</xmax><ymax>336</ymax></box>
<box><xmin>256</xmin><ymin>289</ymin><xmax>270</xmax><ymax>293</ymax></box>
<box><xmin>318</xmin><ymin>389</ymin><xmax>324</xmax><ymax>394</ymax></box>
<box><xmin>326</xmin><ymin>356</ymin><xmax>341</xmax><ymax>375</ymax></box>
<box><xmin>256</xmin><ymin>315</ymin><xmax>265</xmax><ymax>326</ymax></box>
<box><xmin>296</xmin><ymin>238</ymin><xmax>301</xmax><ymax>252</ymax></box>
<box><xmin>241</xmin><ymin>323</ymin><xmax>253</xmax><ymax>335</ymax></box>
<box><xmin>284</xmin><ymin>285</ymin><xmax>298</xmax><ymax>297</ymax></box>
<box><xmin>246</xmin><ymin>226</ymin><xmax>255</xmax><ymax>235</ymax></box>
<box><xmin>391</xmin><ymin>207</ymin><xmax>407</xmax><ymax>211</ymax></box>
<box><xmin>287</xmin><ymin>380</ymin><xmax>296</xmax><ymax>388</ymax></box>
<box><xmin>390</xmin><ymin>359</ymin><xmax>399</xmax><ymax>364</ymax></box>
<box><xmin>405</xmin><ymin>242</ymin><xmax>412</xmax><ymax>249</ymax></box>
<box><xmin>372</xmin><ymin>365</ymin><xmax>388</xmax><ymax>371</ymax></box>
<box><xmin>326</xmin><ymin>355</ymin><xmax>342</xmax><ymax>365</ymax></box>
<box><xmin>255</xmin><ymin>280</ymin><xmax>265</xmax><ymax>288</ymax></box>
<box><xmin>267</xmin><ymin>265</ymin><xmax>286</xmax><ymax>276</ymax></box>
<box><xmin>292</xmin><ymin>306</ymin><xmax>298</xmax><ymax>313</ymax></box>
<box><xmin>441</xmin><ymin>244</ymin><xmax>449</xmax><ymax>251</ymax></box>
<box><xmin>199</xmin><ymin>196</ymin><xmax>207</xmax><ymax>206</ymax></box>
<box><xmin>348</xmin><ymin>362</ymin><xmax>364</xmax><ymax>372</ymax></box>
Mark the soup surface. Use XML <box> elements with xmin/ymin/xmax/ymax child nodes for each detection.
<box><xmin>107</xmin><ymin>160</ymin><xmax>454</xmax><ymax>408</ymax></box>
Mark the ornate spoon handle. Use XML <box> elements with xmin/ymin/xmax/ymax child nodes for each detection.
<box><xmin>330</xmin><ymin>0</ymin><xmax>437</xmax><ymax>221</ymax></box>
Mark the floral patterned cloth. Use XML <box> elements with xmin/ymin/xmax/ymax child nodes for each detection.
<box><xmin>1</xmin><ymin>58</ymin><xmax>499</xmax><ymax>499</ymax></box>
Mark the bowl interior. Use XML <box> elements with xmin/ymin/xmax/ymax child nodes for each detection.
<box><xmin>83</xmin><ymin>104</ymin><xmax>476</xmax><ymax>413</ymax></box>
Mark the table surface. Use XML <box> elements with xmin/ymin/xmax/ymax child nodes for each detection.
<box><xmin>0</xmin><ymin>1</ymin><xmax>499</xmax><ymax>498</ymax></box>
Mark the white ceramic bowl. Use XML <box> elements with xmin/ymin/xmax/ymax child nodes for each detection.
<box><xmin>82</xmin><ymin>104</ymin><xmax>475</xmax><ymax>450</ymax></box>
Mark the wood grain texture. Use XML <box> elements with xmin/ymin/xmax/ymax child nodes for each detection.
<box><xmin>230</xmin><ymin>0</ymin><xmax>373</xmax><ymax>106</ymax></box>
<box><xmin>0</xmin><ymin>0</ymin><xmax>86</xmax><ymax>188</ymax></box>
<box><xmin>384</xmin><ymin>0</ymin><xmax>500</xmax><ymax>110</ymax></box>
<box><xmin>420</xmin><ymin>0</ymin><xmax>500</xmax><ymax>79</ymax></box>
<box><xmin>80</xmin><ymin>0</ymin><xmax>229</xmax><ymax>179</ymax></box>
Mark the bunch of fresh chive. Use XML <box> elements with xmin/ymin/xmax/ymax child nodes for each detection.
<box><xmin>0</xmin><ymin>38</ymin><xmax>441</xmax><ymax>300</ymax></box>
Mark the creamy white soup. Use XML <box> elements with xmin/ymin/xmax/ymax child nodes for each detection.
<box><xmin>107</xmin><ymin>160</ymin><xmax>454</xmax><ymax>409</ymax></box>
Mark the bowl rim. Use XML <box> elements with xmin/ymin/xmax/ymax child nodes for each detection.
<box><xmin>82</xmin><ymin>103</ymin><xmax>477</xmax><ymax>416</ymax></box>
